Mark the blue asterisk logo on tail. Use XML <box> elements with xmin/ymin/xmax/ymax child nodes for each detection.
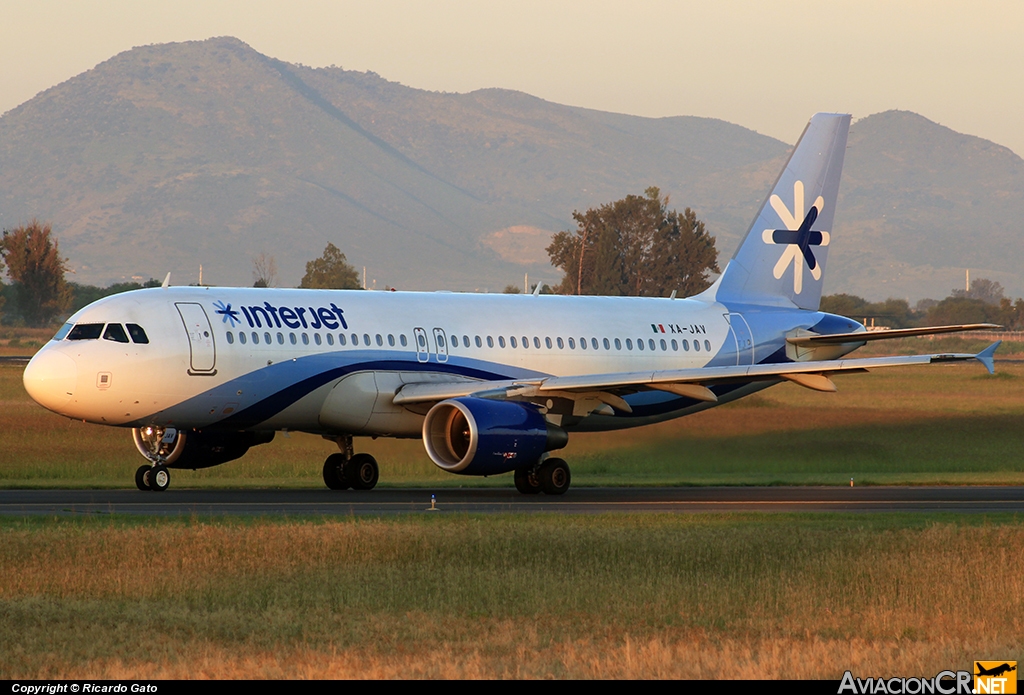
<box><xmin>760</xmin><ymin>180</ymin><xmax>831</xmax><ymax>294</ymax></box>
<box><xmin>213</xmin><ymin>300</ymin><xmax>241</xmax><ymax>327</ymax></box>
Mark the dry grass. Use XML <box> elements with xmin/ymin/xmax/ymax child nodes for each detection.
<box><xmin>2</xmin><ymin>515</ymin><xmax>1022</xmax><ymax>678</ymax></box>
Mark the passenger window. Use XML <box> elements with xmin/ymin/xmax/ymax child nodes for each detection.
<box><xmin>265</xmin><ymin>332</ymin><xmax>272</xmax><ymax>345</ymax></box>
<box><xmin>682</xmin><ymin>339</ymin><xmax>689</xmax><ymax>351</ymax></box>
<box><xmin>545</xmin><ymin>337</ymin><xmax>552</xmax><ymax>349</ymax></box>
<box><xmin>498</xmin><ymin>336</ymin><xmax>506</xmax><ymax>348</ymax></box>
<box><xmin>339</xmin><ymin>334</ymin><xmax>347</xmax><ymax>346</ymax></box>
<box><xmin>314</xmin><ymin>333</ymin><xmax>322</xmax><ymax>345</ymax></box>
<box><xmin>487</xmin><ymin>336</ymin><xmax>494</xmax><ymax>348</ymax></box>
<box><xmin>327</xmin><ymin>333</ymin><xmax>334</xmax><ymax>346</ymax></box>
<box><xmin>510</xmin><ymin>336</ymin><xmax>517</xmax><ymax>348</ymax></box>
<box><xmin>600</xmin><ymin>338</ymin><xmax>607</xmax><ymax>350</ymax></box>
<box><xmin>704</xmin><ymin>340</ymin><xmax>712</xmax><ymax>352</ymax></box>
<box><xmin>671</xmin><ymin>339</ymin><xmax>678</xmax><ymax>350</ymax></box>
<box><xmin>660</xmin><ymin>339</ymin><xmax>667</xmax><ymax>351</ymax></box>
<box><xmin>239</xmin><ymin>332</ymin><xmax>248</xmax><ymax>345</ymax></box>
<box><xmin>388</xmin><ymin>334</ymin><xmax>395</xmax><ymax>347</ymax></box>
<box><xmin>649</xmin><ymin>339</ymin><xmax>656</xmax><ymax>351</ymax></box>
<box><xmin>126</xmin><ymin>324</ymin><xmax>149</xmax><ymax>344</ymax></box>
<box><xmin>53</xmin><ymin>323</ymin><xmax>74</xmax><ymax>341</ymax></box>
<box><xmin>376</xmin><ymin>334</ymin><xmax>383</xmax><ymax>346</ymax></box>
<box><xmin>463</xmin><ymin>335</ymin><xmax>470</xmax><ymax>347</ymax></box>
<box><xmin>363</xmin><ymin>334</ymin><xmax>371</xmax><ymax>345</ymax></box>
<box><xmin>580</xmin><ymin>338</ymin><xmax>587</xmax><ymax>350</ymax></box>
<box><xmin>67</xmin><ymin>323</ymin><xmax>104</xmax><ymax>341</ymax></box>
<box><xmin>416</xmin><ymin>334</ymin><xmax>425</xmax><ymax>348</ymax></box>
<box><xmin>277</xmin><ymin>332</ymin><xmax>285</xmax><ymax>345</ymax></box>
<box><xmin>637</xmin><ymin>339</ymin><xmax>644</xmax><ymax>351</ymax></box>
<box><xmin>626</xmin><ymin>339</ymin><xmax>633</xmax><ymax>350</ymax></box>
<box><xmin>438</xmin><ymin>334</ymin><xmax>446</xmax><ymax>348</ymax></box>
<box><xmin>302</xmin><ymin>333</ymin><xmax>309</xmax><ymax>345</ymax></box>
<box><xmin>252</xmin><ymin>332</ymin><xmax>259</xmax><ymax>345</ymax></box>
<box><xmin>400</xmin><ymin>334</ymin><xmax>408</xmax><ymax>347</ymax></box>
<box><xmin>103</xmin><ymin>324</ymin><xmax>130</xmax><ymax>343</ymax></box>
<box><xmin>534</xmin><ymin>337</ymin><xmax>541</xmax><ymax>349</ymax></box>
<box><xmin>226</xmin><ymin>331</ymin><xmax>235</xmax><ymax>344</ymax></box>
<box><xmin>290</xmin><ymin>333</ymin><xmax>297</xmax><ymax>345</ymax></box>
<box><xmin>557</xmin><ymin>337</ymin><xmax>564</xmax><ymax>349</ymax></box>
<box><xmin>352</xmin><ymin>334</ymin><xmax>359</xmax><ymax>346</ymax></box>
<box><xmin>475</xmin><ymin>336</ymin><xmax>482</xmax><ymax>348</ymax></box>
<box><xmin>693</xmin><ymin>340</ymin><xmax>700</xmax><ymax>352</ymax></box>
<box><xmin>614</xmin><ymin>338</ymin><xmax>621</xmax><ymax>350</ymax></box>
<box><xmin>450</xmin><ymin>335</ymin><xmax>457</xmax><ymax>348</ymax></box>
<box><xmin>568</xmin><ymin>337</ymin><xmax>575</xmax><ymax>349</ymax></box>
<box><xmin>522</xmin><ymin>336</ymin><xmax>529</xmax><ymax>348</ymax></box>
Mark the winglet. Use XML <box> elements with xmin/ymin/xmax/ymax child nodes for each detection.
<box><xmin>975</xmin><ymin>341</ymin><xmax>1000</xmax><ymax>375</ymax></box>
<box><xmin>161</xmin><ymin>272</ymin><xmax>171</xmax><ymax>289</ymax></box>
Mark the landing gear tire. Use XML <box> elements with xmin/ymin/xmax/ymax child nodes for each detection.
<box><xmin>149</xmin><ymin>464</ymin><xmax>170</xmax><ymax>492</ymax></box>
<box><xmin>135</xmin><ymin>465</ymin><xmax>151</xmax><ymax>491</ymax></box>
<box><xmin>349</xmin><ymin>453</ymin><xmax>379</xmax><ymax>490</ymax></box>
<box><xmin>514</xmin><ymin>466</ymin><xmax>542</xmax><ymax>495</ymax></box>
<box><xmin>538</xmin><ymin>458</ymin><xmax>570</xmax><ymax>495</ymax></box>
<box><xmin>323</xmin><ymin>453</ymin><xmax>350</xmax><ymax>490</ymax></box>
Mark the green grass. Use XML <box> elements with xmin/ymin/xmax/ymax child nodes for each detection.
<box><xmin>4</xmin><ymin>350</ymin><xmax>1024</xmax><ymax>488</ymax></box>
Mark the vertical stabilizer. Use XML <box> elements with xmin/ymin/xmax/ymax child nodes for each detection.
<box><xmin>712</xmin><ymin>113</ymin><xmax>850</xmax><ymax>310</ymax></box>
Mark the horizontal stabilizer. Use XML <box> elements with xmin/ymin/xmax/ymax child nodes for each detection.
<box><xmin>787</xmin><ymin>323</ymin><xmax>1000</xmax><ymax>346</ymax></box>
<box><xmin>974</xmin><ymin>341</ymin><xmax>1000</xmax><ymax>375</ymax></box>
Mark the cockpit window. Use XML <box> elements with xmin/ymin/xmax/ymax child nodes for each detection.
<box><xmin>126</xmin><ymin>324</ymin><xmax>149</xmax><ymax>344</ymax></box>
<box><xmin>103</xmin><ymin>324</ymin><xmax>130</xmax><ymax>343</ymax></box>
<box><xmin>67</xmin><ymin>323</ymin><xmax>104</xmax><ymax>341</ymax></box>
<box><xmin>53</xmin><ymin>323</ymin><xmax>73</xmax><ymax>341</ymax></box>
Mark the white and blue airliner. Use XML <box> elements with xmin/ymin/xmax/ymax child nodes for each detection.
<box><xmin>23</xmin><ymin>114</ymin><xmax>999</xmax><ymax>494</ymax></box>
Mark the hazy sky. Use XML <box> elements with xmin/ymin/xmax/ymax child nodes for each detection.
<box><xmin>2</xmin><ymin>0</ymin><xmax>1023</xmax><ymax>154</ymax></box>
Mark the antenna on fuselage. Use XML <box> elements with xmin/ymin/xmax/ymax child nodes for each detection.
<box><xmin>532</xmin><ymin>282</ymin><xmax>545</xmax><ymax>297</ymax></box>
<box><xmin>161</xmin><ymin>272</ymin><xmax>171</xmax><ymax>289</ymax></box>
<box><xmin>669</xmin><ymin>290</ymin><xmax>677</xmax><ymax>299</ymax></box>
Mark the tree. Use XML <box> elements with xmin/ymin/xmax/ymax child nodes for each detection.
<box><xmin>0</xmin><ymin>221</ymin><xmax>71</xmax><ymax>326</ymax></box>
<box><xmin>252</xmin><ymin>252</ymin><xmax>278</xmax><ymax>288</ymax></box>
<box><xmin>502</xmin><ymin>284</ymin><xmax>521</xmax><ymax>294</ymax></box>
<box><xmin>546</xmin><ymin>187</ymin><xmax>718</xmax><ymax>296</ymax></box>
<box><xmin>299</xmin><ymin>243</ymin><xmax>360</xmax><ymax>289</ymax></box>
<box><xmin>952</xmin><ymin>277</ymin><xmax>1005</xmax><ymax>305</ymax></box>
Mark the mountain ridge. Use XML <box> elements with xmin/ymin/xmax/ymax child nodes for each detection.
<box><xmin>1</xmin><ymin>37</ymin><xmax>1022</xmax><ymax>300</ymax></box>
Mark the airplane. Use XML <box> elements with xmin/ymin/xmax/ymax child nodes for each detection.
<box><xmin>975</xmin><ymin>663</ymin><xmax>1017</xmax><ymax>678</ymax></box>
<box><xmin>22</xmin><ymin>113</ymin><xmax>1001</xmax><ymax>494</ymax></box>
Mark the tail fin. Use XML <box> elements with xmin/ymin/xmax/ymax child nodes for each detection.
<box><xmin>711</xmin><ymin>113</ymin><xmax>851</xmax><ymax>310</ymax></box>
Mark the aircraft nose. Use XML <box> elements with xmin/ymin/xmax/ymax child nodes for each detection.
<box><xmin>23</xmin><ymin>349</ymin><xmax>77</xmax><ymax>413</ymax></box>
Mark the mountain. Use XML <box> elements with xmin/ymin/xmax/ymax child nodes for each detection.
<box><xmin>1</xmin><ymin>37</ymin><xmax>1022</xmax><ymax>300</ymax></box>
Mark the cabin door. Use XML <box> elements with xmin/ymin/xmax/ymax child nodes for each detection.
<box><xmin>176</xmin><ymin>302</ymin><xmax>217</xmax><ymax>374</ymax></box>
<box><xmin>726</xmin><ymin>313</ymin><xmax>754</xmax><ymax>366</ymax></box>
<box><xmin>413</xmin><ymin>327</ymin><xmax>429</xmax><ymax>363</ymax></box>
<box><xmin>432</xmin><ymin>328</ymin><xmax>449</xmax><ymax>363</ymax></box>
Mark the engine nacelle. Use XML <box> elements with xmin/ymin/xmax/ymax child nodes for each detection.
<box><xmin>422</xmin><ymin>398</ymin><xmax>568</xmax><ymax>476</ymax></box>
<box><xmin>133</xmin><ymin>427</ymin><xmax>274</xmax><ymax>469</ymax></box>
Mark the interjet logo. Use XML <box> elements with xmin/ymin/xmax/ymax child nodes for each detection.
<box><xmin>760</xmin><ymin>180</ymin><xmax>830</xmax><ymax>294</ymax></box>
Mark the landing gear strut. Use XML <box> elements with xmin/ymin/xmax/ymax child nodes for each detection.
<box><xmin>322</xmin><ymin>436</ymin><xmax>379</xmax><ymax>491</ymax></box>
<box><xmin>515</xmin><ymin>457</ymin><xmax>571</xmax><ymax>495</ymax></box>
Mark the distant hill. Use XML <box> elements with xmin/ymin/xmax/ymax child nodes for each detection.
<box><xmin>1</xmin><ymin>37</ymin><xmax>1022</xmax><ymax>300</ymax></box>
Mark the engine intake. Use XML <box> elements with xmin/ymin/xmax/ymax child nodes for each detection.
<box><xmin>422</xmin><ymin>398</ymin><xmax>567</xmax><ymax>476</ymax></box>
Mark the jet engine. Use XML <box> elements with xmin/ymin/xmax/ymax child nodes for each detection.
<box><xmin>422</xmin><ymin>397</ymin><xmax>567</xmax><ymax>476</ymax></box>
<box><xmin>132</xmin><ymin>426</ymin><xmax>274</xmax><ymax>469</ymax></box>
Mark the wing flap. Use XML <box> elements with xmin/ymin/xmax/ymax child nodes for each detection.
<box><xmin>391</xmin><ymin>344</ymin><xmax>999</xmax><ymax>406</ymax></box>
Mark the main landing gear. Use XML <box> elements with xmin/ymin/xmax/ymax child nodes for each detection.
<box><xmin>322</xmin><ymin>435</ymin><xmax>379</xmax><ymax>490</ymax></box>
<box><xmin>135</xmin><ymin>463</ymin><xmax>171</xmax><ymax>492</ymax></box>
<box><xmin>514</xmin><ymin>457</ymin><xmax>571</xmax><ymax>495</ymax></box>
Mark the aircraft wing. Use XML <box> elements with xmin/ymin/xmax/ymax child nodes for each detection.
<box><xmin>786</xmin><ymin>323</ymin><xmax>999</xmax><ymax>346</ymax></box>
<box><xmin>392</xmin><ymin>342</ymin><xmax>1000</xmax><ymax>410</ymax></box>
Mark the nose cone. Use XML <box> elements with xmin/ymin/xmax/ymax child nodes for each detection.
<box><xmin>23</xmin><ymin>349</ymin><xmax>78</xmax><ymax>413</ymax></box>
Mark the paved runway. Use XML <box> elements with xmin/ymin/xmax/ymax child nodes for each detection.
<box><xmin>1</xmin><ymin>486</ymin><xmax>1022</xmax><ymax>516</ymax></box>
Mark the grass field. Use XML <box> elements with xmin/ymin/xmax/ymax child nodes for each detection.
<box><xmin>3</xmin><ymin>341</ymin><xmax>1024</xmax><ymax>488</ymax></box>
<box><xmin>2</xmin><ymin>339</ymin><xmax>1023</xmax><ymax>678</ymax></box>
<box><xmin>1</xmin><ymin>514</ymin><xmax>1022</xmax><ymax>678</ymax></box>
